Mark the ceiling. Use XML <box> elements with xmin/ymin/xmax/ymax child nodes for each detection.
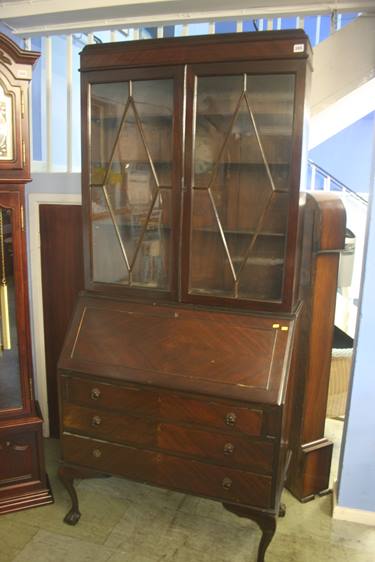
<box><xmin>1</xmin><ymin>0</ymin><xmax>374</xmax><ymax>36</ymax></box>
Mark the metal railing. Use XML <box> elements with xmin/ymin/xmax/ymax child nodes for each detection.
<box><xmin>23</xmin><ymin>11</ymin><xmax>360</xmax><ymax>174</ymax></box>
<box><xmin>307</xmin><ymin>158</ymin><xmax>368</xmax><ymax>337</ymax></box>
<box><xmin>307</xmin><ymin>160</ymin><xmax>368</xmax><ymax>204</ymax></box>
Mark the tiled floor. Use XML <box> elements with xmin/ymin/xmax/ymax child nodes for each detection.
<box><xmin>1</xmin><ymin>420</ymin><xmax>375</xmax><ymax>562</ymax></box>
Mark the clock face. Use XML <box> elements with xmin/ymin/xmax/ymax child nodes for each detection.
<box><xmin>0</xmin><ymin>84</ymin><xmax>13</xmax><ymax>160</ymax></box>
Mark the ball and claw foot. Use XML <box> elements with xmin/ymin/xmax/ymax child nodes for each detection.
<box><xmin>63</xmin><ymin>508</ymin><xmax>81</xmax><ymax>526</ymax></box>
<box><xmin>278</xmin><ymin>503</ymin><xmax>286</xmax><ymax>518</ymax></box>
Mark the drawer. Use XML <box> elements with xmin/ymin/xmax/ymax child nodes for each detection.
<box><xmin>160</xmin><ymin>395</ymin><xmax>263</xmax><ymax>437</ymax></box>
<box><xmin>62</xmin><ymin>433</ymin><xmax>273</xmax><ymax>509</ymax></box>
<box><xmin>62</xmin><ymin>404</ymin><xmax>274</xmax><ymax>473</ymax></box>
<box><xmin>60</xmin><ymin>376</ymin><xmax>158</xmax><ymax>416</ymax></box>
<box><xmin>0</xmin><ymin>429</ymin><xmax>41</xmax><ymax>492</ymax></box>
<box><xmin>62</xmin><ymin>403</ymin><xmax>155</xmax><ymax>447</ymax></box>
<box><xmin>61</xmin><ymin>374</ymin><xmax>265</xmax><ymax>437</ymax></box>
<box><xmin>158</xmin><ymin>423</ymin><xmax>274</xmax><ymax>474</ymax></box>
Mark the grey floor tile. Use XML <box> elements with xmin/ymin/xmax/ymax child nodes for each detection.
<box><xmin>12</xmin><ymin>529</ymin><xmax>115</xmax><ymax>562</ymax></box>
<box><xmin>278</xmin><ymin>490</ymin><xmax>375</xmax><ymax>555</ymax></box>
<box><xmin>105</xmin><ymin>496</ymin><xmax>259</xmax><ymax>561</ymax></box>
<box><xmin>5</xmin><ymin>481</ymin><xmax>128</xmax><ymax>545</ymax></box>
<box><xmin>0</xmin><ymin>519</ymin><xmax>39</xmax><ymax>562</ymax></box>
<box><xmin>268</xmin><ymin>530</ymin><xmax>375</xmax><ymax>562</ymax></box>
<box><xmin>80</xmin><ymin>475</ymin><xmax>187</xmax><ymax>512</ymax></box>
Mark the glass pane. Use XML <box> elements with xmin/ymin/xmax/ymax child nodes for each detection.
<box><xmin>190</xmin><ymin>189</ymin><xmax>234</xmax><ymax>296</ymax></box>
<box><xmin>0</xmin><ymin>207</ymin><xmax>22</xmax><ymax>410</ymax></box>
<box><xmin>246</xmin><ymin>74</ymin><xmax>295</xmax><ymax>192</ymax></box>
<box><xmin>91</xmin><ymin>185</ymin><xmax>129</xmax><ymax>284</ymax></box>
<box><xmin>0</xmin><ymin>84</ymin><xmax>14</xmax><ymax>161</ymax></box>
<box><xmin>90</xmin><ymin>79</ymin><xmax>174</xmax><ymax>290</ymax></box>
<box><xmin>194</xmin><ymin>75</ymin><xmax>243</xmax><ymax>188</ymax></box>
<box><xmin>133</xmin><ymin>80</ymin><xmax>173</xmax><ymax>186</ymax></box>
<box><xmin>190</xmin><ymin>73</ymin><xmax>295</xmax><ymax>301</ymax></box>
<box><xmin>92</xmin><ymin>187</ymin><xmax>172</xmax><ymax>288</ymax></box>
<box><xmin>91</xmin><ymin>82</ymin><xmax>129</xmax><ymax>185</ymax></box>
<box><xmin>131</xmin><ymin>189</ymin><xmax>172</xmax><ymax>289</ymax></box>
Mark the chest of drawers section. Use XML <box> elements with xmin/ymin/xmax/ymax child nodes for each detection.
<box><xmin>57</xmin><ymin>295</ymin><xmax>296</xmax><ymax>562</ymax></box>
<box><xmin>59</xmin><ymin>373</ymin><xmax>282</xmax><ymax>510</ymax></box>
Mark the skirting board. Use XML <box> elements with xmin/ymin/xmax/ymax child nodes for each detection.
<box><xmin>332</xmin><ymin>481</ymin><xmax>375</xmax><ymax>526</ymax></box>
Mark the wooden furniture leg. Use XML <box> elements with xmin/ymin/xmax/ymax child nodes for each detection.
<box><xmin>223</xmin><ymin>503</ymin><xmax>278</xmax><ymax>562</ymax></box>
<box><xmin>58</xmin><ymin>466</ymin><xmax>82</xmax><ymax>525</ymax></box>
<box><xmin>58</xmin><ymin>465</ymin><xmax>108</xmax><ymax>525</ymax></box>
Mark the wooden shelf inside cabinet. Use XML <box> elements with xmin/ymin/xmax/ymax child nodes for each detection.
<box><xmin>191</xmin><ymin>228</ymin><xmax>286</xmax><ymax>237</ymax></box>
<box><xmin>194</xmin><ymin>134</ymin><xmax>293</xmax><ymax>164</ymax></box>
<box><xmin>91</xmin><ymin>207</ymin><xmax>172</xmax><ymax>227</ymax></box>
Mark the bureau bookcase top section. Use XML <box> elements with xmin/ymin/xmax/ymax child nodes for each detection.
<box><xmin>80</xmin><ymin>30</ymin><xmax>311</xmax><ymax>312</ymax></box>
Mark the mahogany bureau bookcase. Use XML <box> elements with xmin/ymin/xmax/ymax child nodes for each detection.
<box><xmin>57</xmin><ymin>31</ymin><xmax>345</xmax><ymax>561</ymax></box>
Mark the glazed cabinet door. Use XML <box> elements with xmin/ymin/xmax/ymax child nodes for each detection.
<box><xmin>182</xmin><ymin>61</ymin><xmax>307</xmax><ymax>312</ymax></box>
<box><xmin>82</xmin><ymin>67</ymin><xmax>183</xmax><ymax>300</ymax></box>
<box><xmin>0</xmin><ymin>189</ymin><xmax>32</xmax><ymax>418</ymax></box>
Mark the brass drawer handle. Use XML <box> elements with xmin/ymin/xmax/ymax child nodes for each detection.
<box><xmin>91</xmin><ymin>388</ymin><xmax>101</xmax><ymax>400</ymax></box>
<box><xmin>91</xmin><ymin>415</ymin><xmax>102</xmax><ymax>427</ymax></box>
<box><xmin>225</xmin><ymin>412</ymin><xmax>237</xmax><ymax>427</ymax></box>
<box><xmin>223</xmin><ymin>442</ymin><xmax>235</xmax><ymax>456</ymax></box>
<box><xmin>92</xmin><ymin>448</ymin><xmax>102</xmax><ymax>458</ymax></box>
<box><xmin>222</xmin><ymin>477</ymin><xmax>232</xmax><ymax>490</ymax></box>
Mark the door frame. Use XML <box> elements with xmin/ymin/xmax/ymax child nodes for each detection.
<box><xmin>27</xmin><ymin>192</ymin><xmax>81</xmax><ymax>436</ymax></box>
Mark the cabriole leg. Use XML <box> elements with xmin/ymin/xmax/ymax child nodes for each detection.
<box><xmin>58</xmin><ymin>465</ymin><xmax>81</xmax><ymax>525</ymax></box>
<box><xmin>255</xmin><ymin>511</ymin><xmax>277</xmax><ymax>562</ymax></box>
<box><xmin>58</xmin><ymin>464</ymin><xmax>110</xmax><ymax>525</ymax></box>
<box><xmin>223</xmin><ymin>503</ymin><xmax>278</xmax><ymax>562</ymax></box>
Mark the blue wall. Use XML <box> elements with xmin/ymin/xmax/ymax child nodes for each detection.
<box><xmin>330</xmin><ymin>88</ymin><xmax>375</xmax><ymax>516</ymax></box>
<box><xmin>309</xmin><ymin>112</ymin><xmax>375</xmax><ymax>193</ymax></box>
<box><xmin>338</xmin><ymin>179</ymin><xmax>375</xmax><ymax>511</ymax></box>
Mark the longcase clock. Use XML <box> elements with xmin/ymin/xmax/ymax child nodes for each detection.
<box><xmin>0</xmin><ymin>33</ymin><xmax>53</xmax><ymax>514</ymax></box>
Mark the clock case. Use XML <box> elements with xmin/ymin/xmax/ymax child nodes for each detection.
<box><xmin>0</xmin><ymin>33</ymin><xmax>53</xmax><ymax>515</ymax></box>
